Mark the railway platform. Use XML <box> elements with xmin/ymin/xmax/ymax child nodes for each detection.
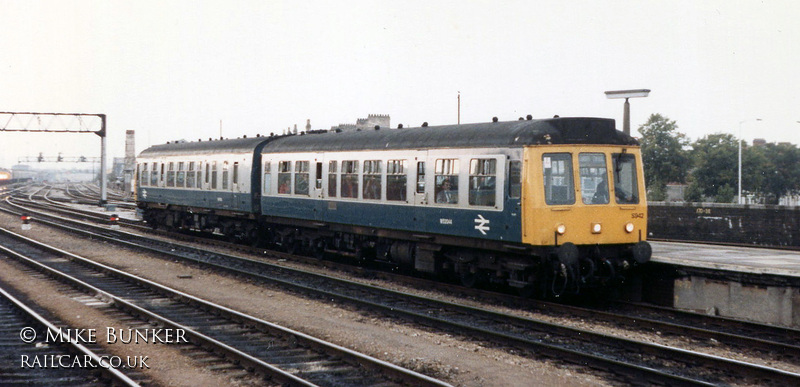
<box><xmin>644</xmin><ymin>241</ymin><xmax>800</xmax><ymax>328</ymax></box>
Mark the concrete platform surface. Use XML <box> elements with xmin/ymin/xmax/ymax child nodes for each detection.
<box><xmin>651</xmin><ymin>241</ymin><xmax>800</xmax><ymax>278</ymax></box>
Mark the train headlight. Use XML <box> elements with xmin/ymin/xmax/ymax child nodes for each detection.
<box><xmin>556</xmin><ymin>224</ymin><xmax>567</xmax><ymax>235</ymax></box>
<box><xmin>591</xmin><ymin>223</ymin><xmax>602</xmax><ymax>234</ymax></box>
<box><xmin>625</xmin><ymin>222</ymin><xmax>635</xmax><ymax>233</ymax></box>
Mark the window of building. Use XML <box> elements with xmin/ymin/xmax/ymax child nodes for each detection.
<box><xmin>434</xmin><ymin>159</ymin><xmax>459</xmax><ymax>204</ymax></box>
<box><xmin>362</xmin><ymin>160</ymin><xmax>382</xmax><ymax>200</ymax></box>
<box><xmin>328</xmin><ymin>161</ymin><xmax>337</xmax><ymax>198</ymax></box>
<box><xmin>469</xmin><ymin>159</ymin><xmax>496</xmax><ymax>206</ymax></box>
<box><xmin>278</xmin><ymin>161</ymin><xmax>291</xmax><ymax>194</ymax></box>
<box><xmin>341</xmin><ymin>160</ymin><xmax>359</xmax><ymax>198</ymax></box>
<box><xmin>579</xmin><ymin>153</ymin><xmax>608</xmax><ymax>205</ymax></box>
<box><xmin>612</xmin><ymin>153</ymin><xmax>639</xmax><ymax>204</ymax></box>
<box><xmin>295</xmin><ymin>161</ymin><xmax>309</xmax><ymax>195</ymax></box>
<box><xmin>387</xmin><ymin>160</ymin><xmax>407</xmax><ymax>201</ymax></box>
<box><xmin>543</xmin><ymin>153</ymin><xmax>574</xmax><ymax>205</ymax></box>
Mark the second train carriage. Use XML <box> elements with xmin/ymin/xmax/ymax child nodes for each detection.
<box><xmin>136</xmin><ymin>117</ymin><xmax>651</xmax><ymax>296</ymax></box>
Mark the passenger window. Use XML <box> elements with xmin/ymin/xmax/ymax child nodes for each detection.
<box><xmin>328</xmin><ymin>161</ymin><xmax>338</xmax><ymax>198</ymax></box>
<box><xmin>543</xmin><ymin>153</ymin><xmax>574</xmax><ymax>205</ymax></box>
<box><xmin>509</xmin><ymin>160</ymin><xmax>521</xmax><ymax>199</ymax></box>
<box><xmin>211</xmin><ymin>162</ymin><xmax>218</xmax><ymax>190</ymax></box>
<box><xmin>140</xmin><ymin>164</ymin><xmax>149</xmax><ymax>187</ymax></box>
<box><xmin>469</xmin><ymin>159</ymin><xmax>496</xmax><ymax>207</ymax></box>
<box><xmin>315</xmin><ymin>162</ymin><xmax>323</xmax><ymax>190</ymax></box>
<box><xmin>187</xmin><ymin>162</ymin><xmax>196</xmax><ymax>188</ymax></box>
<box><xmin>177</xmin><ymin>162</ymin><xmax>186</xmax><ymax>187</ymax></box>
<box><xmin>341</xmin><ymin>160</ymin><xmax>359</xmax><ymax>198</ymax></box>
<box><xmin>363</xmin><ymin>160</ymin><xmax>382</xmax><ymax>200</ymax></box>
<box><xmin>387</xmin><ymin>160</ymin><xmax>407</xmax><ymax>201</ymax></box>
<box><xmin>435</xmin><ymin>159</ymin><xmax>459</xmax><ymax>204</ymax></box>
<box><xmin>151</xmin><ymin>163</ymin><xmax>158</xmax><ymax>186</ymax></box>
<box><xmin>232</xmin><ymin>162</ymin><xmax>239</xmax><ymax>188</ymax></box>
<box><xmin>167</xmin><ymin>162</ymin><xmax>175</xmax><ymax>187</ymax></box>
<box><xmin>579</xmin><ymin>153</ymin><xmax>608</xmax><ymax>205</ymax></box>
<box><xmin>160</xmin><ymin>163</ymin><xmax>165</xmax><ymax>186</ymax></box>
<box><xmin>278</xmin><ymin>161</ymin><xmax>291</xmax><ymax>194</ymax></box>
<box><xmin>222</xmin><ymin>162</ymin><xmax>229</xmax><ymax>190</ymax></box>
<box><xmin>263</xmin><ymin>161</ymin><xmax>272</xmax><ymax>194</ymax></box>
<box><xmin>612</xmin><ymin>153</ymin><xmax>639</xmax><ymax>204</ymax></box>
<box><xmin>205</xmin><ymin>163</ymin><xmax>210</xmax><ymax>187</ymax></box>
<box><xmin>295</xmin><ymin>161</ymin><xmax>309</xmax><ymax>196</ymax></box>
<box><xmin>196</xmin><ymin>163</ymin><xmax>203</xmax><ymax>189</ymax></box>
<box><xmin>416</xmin><ymin>161</ymin><xmax>425</xmax><ymax>194</ymax></box>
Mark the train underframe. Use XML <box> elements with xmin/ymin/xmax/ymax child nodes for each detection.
<box><xmin>141</xmin><ymin>205</ymin><xmax>650</xmax><ymax>298</ymax></box>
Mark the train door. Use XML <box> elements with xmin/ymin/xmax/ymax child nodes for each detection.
<box><xmin>312</xmin><ymin>160</ymin><xmax>323</xmax><ymax>199</ymax></box>
<box><xmin>413</xmin><ymin>157</ymin><xmax>428</xmax><ymax>206</ymax></box>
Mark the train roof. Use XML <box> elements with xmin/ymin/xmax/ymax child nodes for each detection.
<box><xmin>138</xmin><ymin>136</ymin><xmax>271</xmax><ymax>157</ymax></box>
<box><xmin>138</xmin><ymin>117</ymin><xmax>638</xmax><ymax>158</ymax></box>
<box><xmin>261</xmin><ymin>117</ymin><xmax>637</xmax><ymax>153</ymax></box>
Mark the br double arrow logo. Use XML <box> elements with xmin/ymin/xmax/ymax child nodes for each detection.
<box><xmin>474</xmin><ymin>214</ymin><xmax>490</xmax><ymax>235</ymax></box>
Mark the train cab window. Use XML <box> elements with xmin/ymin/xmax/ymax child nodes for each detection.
<box><xmin>579</xmin><ymin>153</ymin><xmax>608</xmax><ymax>205</ymax></box>
<box><xmin>416</xmin><ymin>161</ymin><xmax>425</xmax><ymax>194</ymax></box>
<box><xmin>278</xmin><ymin>161</ymin><xmax>291</xmax><ymax>194</ymax></box>
<box><xmin>387</xmin><ymin>160</ymin><xmax>407</xmax><ymax>201</ymax></box>
<box><xmin>263</xmin><ymin>161</ymin><xmax>272</xmax><ymax>194</ymax></box>
<box><xmin>509</xmin><ymin>160</ymin><xmax>521</xmax><ymax>199</ymax></box>
<box><xmin>341</xmin><ymin>160</ymin><xmax>359</xmax><ymax>198</ymax></box>
<box><xmin>328</xmin><ymin>161</ymin><xmax>338</xmax><ymax>198</ymax></box>
<box><xmin>177</xmin><ymin>162</ymin><xmax>186</xmax><ymax>188</ymax></box>
<box><xmin>469</xmin><ymin>159</ymin><xmax>496</xmax><ymax>207</ymax></box>
<box><xmin>187</xmin><ymin>162</ymin><xmax>196</xmax><ymax>188</ymax></box>
<box><xmin>211</xmin><ymin>161</ymin><xmax>218</xmax><ymax>190</ymax></box>
<box><xmin>543</xmin><ymin>153</ymin><xmax>575</xmax><ymax>205</ymax></box>
<box><xmin>435</xmin><ymin>159</ymin><xmax>459</xmax><ymax>204</ymax></box>
<box><xmin>150</xmin><ymin>163</ymin><xmax>158</xmax><ymax>187</ymax></box>
<box><xmin>362</xmin><ymin>160</ymin><xmax>382</xmax><ymax>200</ymax></box>
<box><xmin>167</xmin><ymin>162</ymin><xmax>176</xmax><ymax>187</ymax></box>
<box><xmin>222</xmin><ymin>162</ymin><xmax>229</xmax><ymax>190</ymax></box>
<box><xmin>294</xmin><ymin>161</ymin><xmax>309</xmax><ymax>196</ymax></box>
<box><xmin>612</xmin><ymin>153</ymin><xmax>639</xmax><ymax>204</ymax></box>
<box><xmin>232</xmin><ymin>162</ymin><xmax>239</xmax><ymax>189</ymax></box>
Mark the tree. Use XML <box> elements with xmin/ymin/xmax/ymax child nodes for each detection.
<box><xmin>689</xmin><ymin>133</ymin><xmax>738</xmax><ymax>201</ymax></box>
<box><xmin>637</xmin><ymin>114</ymin><xmax>690</xmax><ymax>197</ymax></box>
<box><xmin>759</xmin><ymin>142</ymin><xmax>800</xmax><ymax>204</ymax></box>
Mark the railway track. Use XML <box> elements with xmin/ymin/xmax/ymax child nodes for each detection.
<box><xmin>5</xmin><ymin>196</ymin><xmax>800</xmax><ymax>385</ymax></box>
<box><xmin>0</xmin><ymin>282</ymin><xmax>141</xmax><ymax>386</ymax></box>
<box><xmin>0</xmin><ymin>225</ymin><xmax>448</xmax><ymax>387</ymax></box>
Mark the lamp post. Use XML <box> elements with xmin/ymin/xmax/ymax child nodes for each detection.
<box><xmin>738</xmin><ymin>118</ymin><xmax>761</xmax><ymax>205</ymax></box>
<box><xmin>605</xmin><ymin>89</ymin><xmax>651</xmax><ymax>135</ymax></box>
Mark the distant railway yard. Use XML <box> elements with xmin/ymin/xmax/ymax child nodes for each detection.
<box><xmin>0</xmin><ymin>183</ymin><xmax>797</xmax><ymax>386</ymax></box>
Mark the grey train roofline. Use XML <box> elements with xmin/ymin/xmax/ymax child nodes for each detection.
<box><xmin>138</xmin><ymin>117</ymin><xmax>639</xmax><ymax>157</ymax></box>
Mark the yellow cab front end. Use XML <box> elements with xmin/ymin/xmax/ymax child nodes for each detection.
<box><xmin>520</xmin><ymin>144</ymin><xmax>651</xmax><ymax>291</ymax></box>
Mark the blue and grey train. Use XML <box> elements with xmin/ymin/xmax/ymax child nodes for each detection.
<box><xmin>137</xmin><ymin>117</ymin><xmax>651</xmax><ymax>296</ymax></box>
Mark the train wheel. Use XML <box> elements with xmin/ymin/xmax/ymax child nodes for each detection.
<box><xmin>458</xmin><ymin>264</ymin><xmax>483</xmax><ymax>288</ymax></box>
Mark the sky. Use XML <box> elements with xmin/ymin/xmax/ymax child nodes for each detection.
<box><xmin>1</xmin><ymin>0</ymin><xmax>798</xmax><ymax>169</ymax></box>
